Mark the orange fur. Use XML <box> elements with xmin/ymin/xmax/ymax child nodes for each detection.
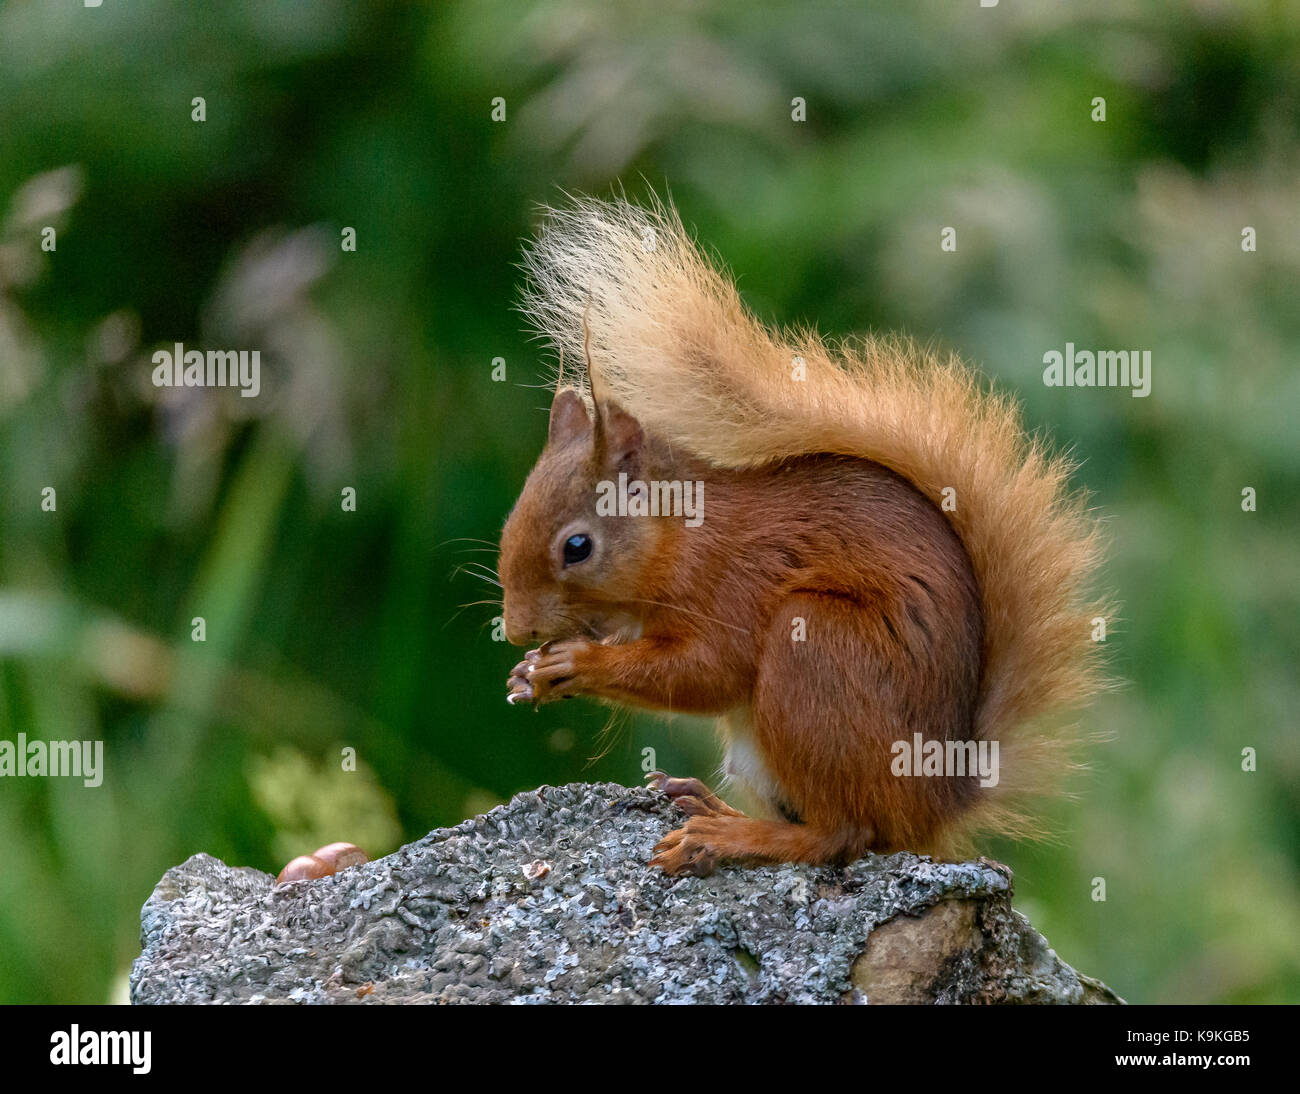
<box><xmin>506</xmin><ymin>194</ymin><xmax>1109</xmax><ymax>865</ymax></box>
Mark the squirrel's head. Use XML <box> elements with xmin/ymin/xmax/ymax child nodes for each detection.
<box><xmin>499</xmin><ymin>386</ymin><xmax>667</xmax><ymax>646</ymax></box>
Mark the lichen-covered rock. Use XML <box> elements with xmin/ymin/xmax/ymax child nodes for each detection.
<box><xmin>130</xmin><ymin>781</ymin><xmax>1122</xmax><ymax>1004</ymax></box>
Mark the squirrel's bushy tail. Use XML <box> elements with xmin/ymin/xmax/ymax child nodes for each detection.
<box><xmin>521</xmin><ymin>195</ymin><xmax>1109</xmax><ymax>844</ymax></box>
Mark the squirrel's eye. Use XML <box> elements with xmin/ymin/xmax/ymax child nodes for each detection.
<box><xmin>562</xmin><ymin>533</ymin><xmax>593</xmax><ymax>567</ymax></box>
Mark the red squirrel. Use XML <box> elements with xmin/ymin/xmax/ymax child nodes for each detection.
<box><xmin>499</xmin><ymin>196</ymin><xmax>1107</xmax><ymax>876</ymax></box>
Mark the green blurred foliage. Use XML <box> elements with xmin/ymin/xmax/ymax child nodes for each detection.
<box><xmin>0</xmin><ymin>0</ymin><xmax>1296</xmax><ymax>1003</ymax></box>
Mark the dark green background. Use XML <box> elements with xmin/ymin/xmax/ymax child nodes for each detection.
<box><xmin>0</xmin><ymin>0</ymin><xmax>1296</xmax><ymax>1003</ymax></box>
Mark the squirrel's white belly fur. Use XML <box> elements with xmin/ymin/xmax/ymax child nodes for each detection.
<box><xmin>719</xmin><ymin>705</ymin><xmax>779</xmax><ymax>810</ymax></box>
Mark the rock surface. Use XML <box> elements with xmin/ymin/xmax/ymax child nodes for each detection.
<box><xmin>130</xmin><ymin>781</ymin><xmax>1123</xmax><ymax>1004</ymax></box>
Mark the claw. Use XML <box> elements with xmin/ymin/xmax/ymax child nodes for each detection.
<box><xmin>645</xmin><ymin>772</ymin><xmax>740</xmax><ymax>816</ymax></box>
<box><xmin>652</xmin><ymin>829</ymin><xmax>684</xmax><ymax>854</ymax></box>
<box><xmin>648</xmin><ymin>825</ymin><xmax>719</xmax><ymax>877</ymax></box>
<box><xmin>507</xmin><ymin>651</ymin><xmax>542</xmax><ymax>707</ymax></box>
<box><xmin>506</xmin><ymin>673</ymin><xmax>535</xmax><ymax>706</ymax></box>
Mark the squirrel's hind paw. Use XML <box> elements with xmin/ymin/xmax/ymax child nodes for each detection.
<box><xmin>649</xmin><ymin>822</ymin><xmax>722</xmax><ymax>877</ymax></box>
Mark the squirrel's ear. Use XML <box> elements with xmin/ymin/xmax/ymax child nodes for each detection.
<box><xmin>548</xmin><ymin>387</ymin><xmax>591</xmax><ymax>447</ymax></box>
<box><xmin>600</xmin><ymin>400</ymin><xmax>644</xmax><ymax>465</ymax></box>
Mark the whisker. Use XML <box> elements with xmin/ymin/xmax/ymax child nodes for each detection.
<box><xmin>626</xmin><ymin>597</ymin><xmax>750</xmax><ymax>634</ymax></box>
<box><xmin>451</xmin><ymin>563</ymin><xmax>503</xmax><ymax>588</ymax></box>
<box><xmin>585</xmin><ymin>707</ymin><xmax>632</xmax><ymax>767</ymax></box>
<box><xmin>444</xmin><ymin>599</ymin><xmax>504</xmax><ymax>628</ymax></box>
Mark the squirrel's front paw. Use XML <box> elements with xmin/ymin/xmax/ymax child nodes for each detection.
<box><xmin>506</xmin><ymin>638</ymin><xmax>594</xmax><ymax>707</ymax></box>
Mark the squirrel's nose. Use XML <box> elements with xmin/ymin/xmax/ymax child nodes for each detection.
<box><xmin>503</xmin><ymin>613</ymin><xmax>535</xmax><ymax>647</ymax></box>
